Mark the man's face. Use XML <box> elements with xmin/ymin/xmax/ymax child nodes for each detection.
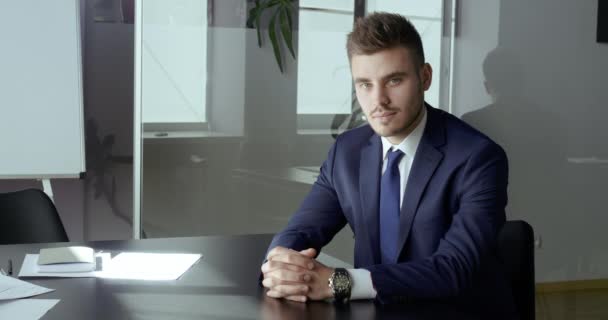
<box><xmin>351</xmin><ymin>47</ymin><xmax>432</xmax><ymax>144</ymax></box>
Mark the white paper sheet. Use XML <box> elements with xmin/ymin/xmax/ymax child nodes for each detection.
<box><xmin>18</xmin><ymin>252</ymin><xmax>201</xmax><ymax>281</ymax></box>
<box><xmin>18</xmin><ymin>253</ymin><xmax>112</xmax><ymax>278</ymax></box>
<box><xmin>0</xmin><ymin>299</ymin><xmax>59</xmax><ymax>320</ymax></box>
<box><xmin>99</xmin><ymin>252</ymin><xmax>202</xmax><ymax>280</ymax></box>
<box><xmin>0</xmin><ymin>275</ymin><xmax>54</xmax><ymax>300</ymax></box>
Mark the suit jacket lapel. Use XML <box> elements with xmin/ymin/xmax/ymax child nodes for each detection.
<box><xmin>359</xmin><ymin>134</ymin><xmax>383</xmax><ymax>264</ymax></box>
<box><xmin>397</xmin><ymin>105</ymin><xmax>445</xmax><ymax>258</ymax></box>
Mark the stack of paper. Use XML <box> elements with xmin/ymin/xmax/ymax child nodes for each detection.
<box><xmin>19</xmin><ymin>252</ymin><xmax>111</xmax><ymax>278</ymax></box>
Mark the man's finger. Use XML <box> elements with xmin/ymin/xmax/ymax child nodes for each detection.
<box><xmin>266</xmin><ymin>284</ymin><xmax>309</xmax><ymax>297</ymax></box>
<box><xmin>267</xmin><ymin>252</ymin><xmax>314</xmax><ymax>270</ymax></box>
<box><xmin>263</xmin><ymin>277</ymin><xmax>302</xmax><ymax>289</ymax></box>
<box><xmin>262</xmin><ymin>269</ymin><xmax>311</xmax><ymax>285</ymax></box>
<box><xmin>266</xmin><ymin>246</ymin><xmax>291</xmax><ymax>260</ymax></box>
<box><xmin>284</xmin><ymin>295</ymin><xmax>307</xmax><ymax>303</ymax></box>
<box><xmin>261</xmin><ymin>260</ymin><xmax>310</xmax><ymax>274</ymax></box>
<box><xmin>299</xmin><ymin>248</ymin><xmax>317</xmax><ymax>258</ymax></box>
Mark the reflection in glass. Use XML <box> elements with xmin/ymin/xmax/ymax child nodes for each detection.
<box><xmin>142</xmin><ymin>0</ymin><xmax>207</xmax><ymax>125</ymax></box>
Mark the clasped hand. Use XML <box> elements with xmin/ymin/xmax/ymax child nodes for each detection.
<box><xmin>261</xmin><ymin>246</ymin><xmax>334</xmax><ymax>302</ymax></box>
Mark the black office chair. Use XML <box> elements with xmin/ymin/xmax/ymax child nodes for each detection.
<box><xmin>0</xmin><ymin>188</ymin><xmax>69</xmax><ymax>245</ymax></box>
<box><xmin>497</xmin><ymin>220</ymin><xmax>535</xmax><ymax>320</ymax></box>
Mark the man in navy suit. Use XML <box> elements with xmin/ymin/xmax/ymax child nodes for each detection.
<box><xmin>261</xmin><ymin>12</ymin><xmax>516</xmax><ymax>317</ymax></box>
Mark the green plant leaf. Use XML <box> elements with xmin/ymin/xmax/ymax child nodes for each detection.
<box><xmin>268</xmin><ymin>0</ymin><xmax>283</xmax><ymax>7</ymax></box>
<box><xmin>246</xmin><ymin>1</ymin><xmax>262</xmax><ymax>46</ymax></box>
<box><xmin>246</xmin><ymin>0</ymin><xmax>296</xmax><ymax>73</ymax></box>
<box><xmin>249</xmin><ymin>0</ymin><xmax>281</xmax><ymax>48</ymax></box>
<box><xmin>279</xmin><ymin>6</ymin><xmax>295</xmax><ymax>59</ymax></box>
<box><xmin>262</xmin><ymin>0</ymin><xmax>281</xmax><ymax>10</ymax></box>
<box><xmin>246</xmin><ymin>3</ymin><xmax>258</xmax><ymax>28</ymax></box>
<box><xmin>255</xmin><ymin>10</ymin><xmax>262</xmax><ymax>47</ymax></box>
<box><xmin>268</xmin><ymin>10</ymin><xmax>283</xmax><ymax>72</ymax></box>
<box><xmin>284</xmin><ymin>2</ymin><xmax>293</xmax><ymax>30</ymax></box>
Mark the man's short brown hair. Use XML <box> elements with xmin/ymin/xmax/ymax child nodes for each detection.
<box><xmin>346</xmin><ymin>12</ymin><xmax>425</xmax><ymax>67</ymax></box>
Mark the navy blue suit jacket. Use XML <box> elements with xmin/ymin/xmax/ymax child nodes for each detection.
<box><xmin>268</xmin><ymin>105</ymin><xmax>517</xmax><ymax>317</ymax></box>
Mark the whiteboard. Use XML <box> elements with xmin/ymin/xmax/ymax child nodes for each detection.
<box><xmin>0</xmin><ymin>0</ymin><xmax>85</xmax><ymax>179</ymax></box>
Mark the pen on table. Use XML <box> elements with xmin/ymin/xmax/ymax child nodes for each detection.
<box><xmin>1</xmin><ymin>259</ymin><xmax>12</xmax><ymax>276</ymax></box>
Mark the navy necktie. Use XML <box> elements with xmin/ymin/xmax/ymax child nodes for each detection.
<box><xmin>380</xmin><ymin>149</ymin><xmax>404</xmax><ymax>264</ymax></box>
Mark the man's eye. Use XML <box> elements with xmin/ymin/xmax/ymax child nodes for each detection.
<box><xmin>359</xmin><ymin>83</ymin><xmax>371</xmax><ymax>89</ymax></box>
<box><xmin>388</xmin><ymin>78</ymin><xmax>402</xmax><ymax>86</ymax></box>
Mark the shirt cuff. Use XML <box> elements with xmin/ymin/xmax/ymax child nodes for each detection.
<box><xmin>347</xmin><ymin>268</ymin><xmax>377</xmax><ymax>300</ymax></box>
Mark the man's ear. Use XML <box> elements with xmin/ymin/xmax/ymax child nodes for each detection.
<box><xmin>420</xmin><ymin>63</ymin><xmax>432</xmax><ymax>91</ymax></box>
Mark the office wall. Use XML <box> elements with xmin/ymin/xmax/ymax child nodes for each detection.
<box><xmin>454</xmin><ymin>0</ymin><xmax>608</xmax><ymax>282</ymax></box>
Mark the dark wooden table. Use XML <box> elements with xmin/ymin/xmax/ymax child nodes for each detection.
<box><xmin>0</xmin><ymin>234</ymin><xmax>481</xmax><ymax>319</ymax></box>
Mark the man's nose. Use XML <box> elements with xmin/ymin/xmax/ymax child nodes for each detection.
<box><xmin>373</xmin><ymin>87</ymin><xmax>390</xmax><ymax>107</ymax></box>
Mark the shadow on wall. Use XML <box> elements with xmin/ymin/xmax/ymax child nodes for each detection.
<box><xmin>460</xmin><ymin>47</ymin><xmax>573</xmax><ymax>275</ymax></box>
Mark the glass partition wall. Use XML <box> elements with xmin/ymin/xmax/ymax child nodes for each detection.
<box><xmin>134</xmin><ymin>0</ymin><xmax>450</xmax><ymax>262</ymax></box>
<box><xmin>135</xmin><ymin>2</ymin><xmax>608</xmax><ymax>315</ymax></box>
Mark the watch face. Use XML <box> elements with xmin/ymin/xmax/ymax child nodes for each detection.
<box><xmin>334</xmin><ymin>272</ymin><xmax>350</xmax><ymax>291</ymax></box>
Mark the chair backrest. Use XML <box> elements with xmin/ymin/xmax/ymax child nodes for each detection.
<box><xmin>497</xmin><ymin>220</ymin><xmax>535</xmax><ymax>320</ymax></box>
<box><xmin>0</xmin><ymin>188</ymin><xmax>69</xmax><ymax>245</ymax></box>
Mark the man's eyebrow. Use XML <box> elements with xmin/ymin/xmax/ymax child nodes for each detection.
<box><xmin>353</xmin><ymin>77</ymin><xmax>370</xmax><ymax>83</ymax></box>
<box><xmin>353</xmin><ymin>71</ymin><xmax>408</xmax><ymax>83</ymax></box>
<box><xmin>382</xmin><ymin>71</ymin><xmax>408</xmax><ymax>80</ymax></box>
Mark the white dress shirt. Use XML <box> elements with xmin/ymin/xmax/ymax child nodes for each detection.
<box><xmin>347</xmin><ymin>107</ymin><xmax>427</xmax><ymax>300</ymax></box>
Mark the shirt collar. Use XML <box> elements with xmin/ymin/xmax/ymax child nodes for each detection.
<box><xmin>381</xmin><ymin>106</ymin><xmax>427</xmax><ymax>161</ymax></box>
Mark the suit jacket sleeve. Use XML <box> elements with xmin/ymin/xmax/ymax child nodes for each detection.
<box><xmin>365</xmin><ymin>141</ymin><xmax>509</xmax><ymax>303</ymax></box>
<box><xmin>267</xmin><ymin>141</ymin><xmax>347</xmax><ymax>254</ymax></box>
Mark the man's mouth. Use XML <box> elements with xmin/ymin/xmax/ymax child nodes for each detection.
<box><xmin>373</xmin><ymin>111</ymin><xmax>397</xmax><ymax>119</ymax></box>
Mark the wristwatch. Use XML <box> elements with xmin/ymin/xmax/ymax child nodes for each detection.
<box><xmin>328</xmin><ymin>268</ymin><xmax>352</xmax><ymax>304</ymax></box>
